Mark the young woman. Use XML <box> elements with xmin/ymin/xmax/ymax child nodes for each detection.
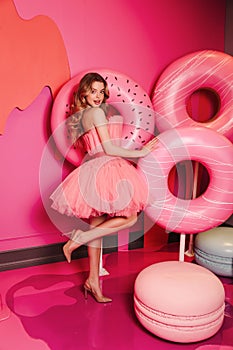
<box><xmin>50</xmin><ymin>72</ymin><xmax>158</xmax><ymax>303</ymax></box>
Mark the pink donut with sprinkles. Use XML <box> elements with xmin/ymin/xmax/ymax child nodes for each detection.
<box><xmin>137</xmin><ymin>126</ymin><xmax>233</xmax><ymax>234</ymax></box>
<box><xmin>51</xmin><ymin>69</ymin><xmax>155</xmax><ymax>166</ymax></box>
<box><xmin>152</xmin><ymin>50</ymin><xmax>233</xmax><ymax>141</ymax></box>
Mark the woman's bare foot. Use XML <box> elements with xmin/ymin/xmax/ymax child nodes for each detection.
<box><xmin>63</xmin><ymin>230</ymin><xmax>84</xmax><ymax>263</ymax></box>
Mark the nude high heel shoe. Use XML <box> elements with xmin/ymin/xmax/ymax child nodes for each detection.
<box><xmin>83</xmin><ymin>281</ymin><xmax>112</xmax><ymax>303</ymax></box>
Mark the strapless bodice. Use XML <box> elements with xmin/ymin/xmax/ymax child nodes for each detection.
<box><xmin>81</xmin><ymin>115</ymin><xmax>123</xmax><ymax>156</ymax></box>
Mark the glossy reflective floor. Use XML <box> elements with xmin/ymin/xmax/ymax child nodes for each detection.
<box><xmin>0</xmin><ymin>244</ymin><xmax>232</xmax><ymax>350</ymax></box>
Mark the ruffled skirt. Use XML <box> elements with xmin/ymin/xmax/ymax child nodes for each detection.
<box><xmin>50</xmin><ymin>155</ymin><xmax>148</xmax><ymax>218</ymax></box>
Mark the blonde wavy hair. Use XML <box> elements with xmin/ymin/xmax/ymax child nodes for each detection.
<box><xmin>66</xmin><ymin>72</ymin><xmax>110</xmax><ymax>146</ymax></box>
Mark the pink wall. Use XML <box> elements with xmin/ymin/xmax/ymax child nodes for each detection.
<box><xmin>0</xmin><ymin>0</ymin><xmax>226</xmax><ymax>251</ymax></box>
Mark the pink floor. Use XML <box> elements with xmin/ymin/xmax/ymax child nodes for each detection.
<box><xmin>0</xmin><ymin>244</ymin><xmax>232</xmax><ymax>350</ymax></box>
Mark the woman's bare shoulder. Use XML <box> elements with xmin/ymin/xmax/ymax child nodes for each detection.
<box><xmin>82</xmin><ymin>107</ymin><xmax>107</xmax><ymax>129</ymax></box>
<box><xmin>88</xmin><ymin>108</ymin><xmax>107</xmax><ymax>123</ymax></box>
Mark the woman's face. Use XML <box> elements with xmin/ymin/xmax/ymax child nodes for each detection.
<box><xmin>85</xmin><ymin>81</ymin><xmax>105</xmax><ymax>107</ymax></box>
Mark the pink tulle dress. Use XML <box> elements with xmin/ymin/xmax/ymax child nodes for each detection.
<box><xmin>50</xmin><ymin>115</ymin><xmax>148</xmax><ymax>218</ymax></box>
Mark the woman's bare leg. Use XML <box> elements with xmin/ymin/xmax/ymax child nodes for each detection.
<box><xmin>70</xmin><ymin>214</ymin><xmax>137</xmax><ymax>248</ymax></box>
<box><xmin>85</xmin><ymin>215</ymin><xmax>112</xmax><ymax>302</ymax></box>
<box><xmin>63</xmin><ymin>214</ymin><xmax>137</xmax><ymax>261</ymax></box>
<box><xmin>87</xmin><ymin>215</ymin><xmax>105</xmax><ymax>285</ymax></box>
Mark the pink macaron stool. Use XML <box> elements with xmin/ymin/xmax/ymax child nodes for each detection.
<box><xmin>134</xmin><ymin>261</ymin><xmax>225</xmax><ymax>343</ymax></box>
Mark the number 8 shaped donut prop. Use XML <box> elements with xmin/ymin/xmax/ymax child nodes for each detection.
<box><xmin>149</xmin><ymin>50</ymin><xmax>233</xmax><ymax>258</ymax></box>
<box><xmin>51</xmin><ymin>69</ymin><xmax>155</xmax><ymax>166</ymax></box>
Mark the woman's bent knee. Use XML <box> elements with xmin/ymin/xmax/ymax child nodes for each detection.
<box><xmin>127</xmin><ymin>215</ymin><xmax>137</xmax><ymax>227</ymax></box>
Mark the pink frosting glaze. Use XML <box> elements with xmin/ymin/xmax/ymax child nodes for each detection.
<box><xmin>138</xmin><ymin>126</ymin><xmax>233</xmax><ymax>234</ymax></box>
<box><xmin>152</xmin><ymin>50</ymin><xmax>233</xmax><ymax>142</ymax></box>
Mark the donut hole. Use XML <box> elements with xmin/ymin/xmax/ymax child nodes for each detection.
<box><xmin>186</xmin><ymin>88</ymin><xmax>221</xmax><ymax>123</ymax></box>
<box><xmin>168</xmin><ymin>160</ymin><xmax>210</xmax><ymax>199</ymax></box>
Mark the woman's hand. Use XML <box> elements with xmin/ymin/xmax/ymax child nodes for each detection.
<box><xmin>140</xmin><ymin>137</ymin><xmax>159</xmax><ymax>157</ymax></box>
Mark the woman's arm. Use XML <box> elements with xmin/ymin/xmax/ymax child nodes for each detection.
<box><xmin>92</xmin><ymin>108</ymin><xmax>158</xmax><ymax>158</ymax></box>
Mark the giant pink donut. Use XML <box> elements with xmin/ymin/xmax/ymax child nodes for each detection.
<box><xmin>51</xmin><ymin>69</ymin><xmax>155</xmax><ymax>166</ymax></box>
<box><xmin>152</xmin><ymin>50</ymin><xmax>233</xmax><ymax>140</ymax></box>
<box><xmin>137</xmin><ymin>126</ymin><xmax>233</xmax><ymax>234</ymax></box>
